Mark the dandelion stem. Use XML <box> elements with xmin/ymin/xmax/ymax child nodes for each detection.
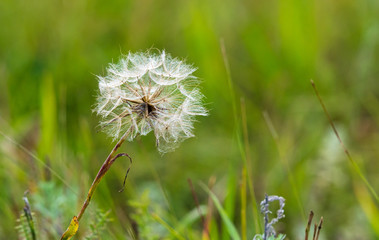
<box><xmin>77</xmin><ymin>130</ymin><xmax>130</xmax><ymax>221</ymax></box>
<box><xmin>60</xmin><ymin>129</ymin><xmax>131</xmax><ymax>240</ymax></box>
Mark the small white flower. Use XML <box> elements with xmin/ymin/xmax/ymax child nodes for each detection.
<box><xmin>94</xmin><ymin>50</ymin><xmax>207</xmax><ymax>153</ymax></box>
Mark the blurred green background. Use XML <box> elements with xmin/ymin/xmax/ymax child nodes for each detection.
<box><xmin>1</xmin><ymin>0</ymin><xmax>379</xmax><ymax>239</ymax></box>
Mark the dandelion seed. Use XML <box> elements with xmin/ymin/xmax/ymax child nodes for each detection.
<box><xmin>94</xmin><ymin>50</ymin><xmax>207</xmax><ymax>153</ymax></box>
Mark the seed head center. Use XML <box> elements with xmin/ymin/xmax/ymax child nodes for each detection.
<box><xmin>137</xmin><ymin>100</ymin><xmax>157</xmax><ymax>118</ymax></box>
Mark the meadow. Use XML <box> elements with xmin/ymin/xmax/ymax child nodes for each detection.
<box><xmin>1</xmin><ymin>0</ymin><xmax>379</xmax><ymax>239</ymax></box>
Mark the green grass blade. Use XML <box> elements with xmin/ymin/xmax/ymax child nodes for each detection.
<box><xmin>221</xmin><ymin>167</ymin><xmax>237</xmax><ymax>240</ymax></box>
<box><xmin>262</xmin><ymin>111</ymin><xmax>305</xmax><ymax>220</ymax></box>
<box><xmin>177</xmin><ymin>206</ymin><xmax>207</xmax><ymax>233</ymax></box>
<box><xmin>152</xmin><ymin>213</ymin><xmax>186</xmax><ymax>240</ymax></box>
<box><xmin>200</xmin><ymin>182</ymin><xmax>241</xmax><ymax>240</ymax></box>
<box><xmin>354</xmin><ymin>181</ymin><xmax>379</xmax><ymax>237</ymax></box>
<box><xmin>240</xmin><ymin>98</ymin><xmax>261</xmax><ymax>233</ymax></box>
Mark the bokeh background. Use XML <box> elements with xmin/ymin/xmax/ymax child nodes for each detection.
<box><xmin>1</xmin><ymin>0</ymin><xmax>379</xmax><ymax>239</ymax></box>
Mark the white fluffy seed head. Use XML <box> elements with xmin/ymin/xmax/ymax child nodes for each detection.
<box><xmin>94</xmin><ymin>50</ymin><xmax>207</xmax><ymax>153</ymax></box>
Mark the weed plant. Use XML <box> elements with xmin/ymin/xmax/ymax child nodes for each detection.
<box><xmin>1</xmin><ymin>0</ymin><xmax>379</xmax><ymax>239</ymax></box>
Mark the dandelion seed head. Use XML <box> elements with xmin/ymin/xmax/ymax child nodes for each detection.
<box><xmin>94</xmin><ymin>50</ymin><xmax>207</xmax><ymax>153</ymax></box>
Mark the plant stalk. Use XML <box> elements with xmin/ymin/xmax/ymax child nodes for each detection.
<box><xmin>60</xmin><ymin>130</ymin><xmax>130</xmax><ymax>240</ymax></box>
<box><xmin>77</xmin><ymin>132</ymin><xmax>128</xmax><ymax>221</ymax></box>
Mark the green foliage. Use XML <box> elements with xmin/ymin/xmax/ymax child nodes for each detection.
<box><xmin>32</xmin><ymin>181</ymin><xmax>77</xmax><ymax>223</ymax></box>
<box><xmin>15</xmin><ymin>186</ymin><xmax>113</xmax><ymax>240</ymax></box>
<box><xmin>84</xmin><ymin>210</ymin><xmax>113</xmax><ymax>240</ymax></box>
<box><xmin>201</xmin><ymin>183</ymin><xmax>241</xmax><ymax>240</ymax></box>
<box><xmin>128</xmin><ymin>188</ymin><xmax>171</xmax><ymax>239</ymax></box>
<box><xmin>1</xmin><ymin>0</ymin><xmax>379</xmax><ymax>238</ymax></box>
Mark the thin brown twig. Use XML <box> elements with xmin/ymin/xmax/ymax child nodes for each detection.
<box><xmin>310</xmin><ymin>80</ymin><xmax>350</xmax><ymax>160</ymax></box>
<box><xmin>118</xmin><ymin>153</ymin><xmax>133</xmax><ymax>192</ymax></box>
<box><xmin>188</xmin><ymin>178</ymin><xmax>208</xmax><ymax>238</ymax></box>
<box><xmin>305</xmin><ymin>211</ymin><xmax>314</xmax><ymax>240</ymax></box>
<box><xmin>203</xmin><ymin>177</ymin><xmax>216</xmax><ymax>240</ymax></box>
<box><xmin>312</xmin><ymin>223</ymin><xmax>317</xmax><ymax>240</ymax></box>
<box><xmin>310</xmin><ymin>79</ymin><xmax>379</xmax><ymax>202</ymax></box>
<box><xmin>315</xmin><ymin>217</ymin><xmax>323</xmax><ymax>240</ymax></box>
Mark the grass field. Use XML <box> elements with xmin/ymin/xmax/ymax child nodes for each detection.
<box><xmin>1</xmin><ymin>0</ymin><xmax>379</xmax><ymax>239</ymax></box>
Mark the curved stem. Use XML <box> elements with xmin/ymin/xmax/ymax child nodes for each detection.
<box><xmin>77</xmin><ymin>130</ymin><xmax>130</xmax><ymax>221</ymax></box>
<box><xmin>60</xmin><ymin>130</ymin><xmax>131</xmax><ymax>240</ymax></box>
